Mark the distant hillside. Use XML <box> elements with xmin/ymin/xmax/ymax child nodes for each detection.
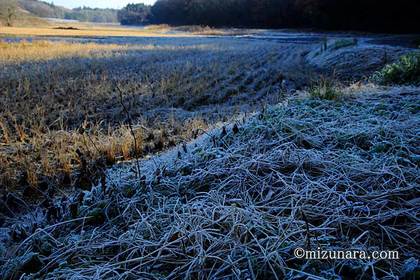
<box><xmin>0</xmin><ymin>0</ymin><xmax>46</xmax><ymax>27</ymax></box>
<box><xmin>17</xmin><ymin>0</ymin><xmax>69</xmax><ymax>18</ymax></box>
<box><xmin>17</xmin><ymin>0</ymin><xmax>119</xmax><ymax>23</ymax></box>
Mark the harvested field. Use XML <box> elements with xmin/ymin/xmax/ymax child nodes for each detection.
<box><xmin>0</xmin><ymin>37</ymin><xmax>312</xmax><ymax>191</ymax></box>
<box><xmin>0</xmin><ymin>28</ymin><xmax>419</xmax><ymax>279</ymax></box>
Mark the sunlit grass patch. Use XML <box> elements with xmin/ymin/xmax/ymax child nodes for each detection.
<box><xmin>372</xmin><ymin>52</ymin><xmax>420</xmax><ymax>85</ymax></box>
<box><xmin>0</xmin><ymin>25</ymin><xmax>195</xmax><ymax>38</ymax></box>
<box><xmin>0</xmin><ymin>40</ymin><xmax>128</xmax><ymax>63</ymax></box>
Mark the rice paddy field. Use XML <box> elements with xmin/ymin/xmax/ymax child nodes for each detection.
<box><xmin>0</xmin><ymin>27</ymin><xmax>419</xmax><ymax>279</ymax></box>
<box><xmin>0</xmin><ymin>35</ymin><xmax>314</xmax><ymax>192</ymax></box>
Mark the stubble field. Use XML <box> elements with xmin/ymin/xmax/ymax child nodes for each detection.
<box><xmin>0</xmin><ymin>28</ymin><xmax>419</xmax><ymax>279</ymax></box>
<box><xmin>0</xmin><ymin>36</ymin><xmax>313</xmax><ymax>193</ymax></box>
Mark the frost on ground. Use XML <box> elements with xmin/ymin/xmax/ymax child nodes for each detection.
<box><xmin>306</xmin><ymin>38</ymin><xmax>413</xmax><ymax>80</ymax></box>
<box><xmin>1</xmin><ymin>85</ymin><xmax>419</xmax><ymax>279</ymax></box>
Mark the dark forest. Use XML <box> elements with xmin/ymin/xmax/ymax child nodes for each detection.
<box><xmin>118</xmin><ymin>0</ymin><xmax>420</xmax><ymax>33</ymax></box>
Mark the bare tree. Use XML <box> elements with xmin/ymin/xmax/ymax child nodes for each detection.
<box><xmin>0</xmin><ymin>0</ymin><xmax>17</xmax><ymax>26</ymax></box>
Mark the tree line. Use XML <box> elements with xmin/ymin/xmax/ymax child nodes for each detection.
<box><xmin>64</xmin><ymin>7</ymin><xmax>119</xmax><ymax>23</ymax></box>
<box><xmin>118</xmin><ymin>0</ymin><xmax>420</xmax><ymax>33</ymax></box>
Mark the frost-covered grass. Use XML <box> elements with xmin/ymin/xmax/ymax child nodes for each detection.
<box><xmin>2</xmin><ymin>86</ymin><xmax>419</xmax><ymax>279</ymax></box>
<box><xmin>307</xmin><ymin>40</ymin><xmax>410</xmax><ymax>80</ymax></box>
<box><xmin>1</xmin><ymin>33</ymin><xmax>419</xmax><ymax>279</ymax></box>
<box><xmin>331</xmin><ymin>38</ymin><xmax>358</xmax><ymax>50</ymax></box>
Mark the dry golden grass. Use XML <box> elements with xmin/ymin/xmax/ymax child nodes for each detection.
<box><xmin>0</xmin><ymin>25</ymin><xmax>193</xmax><ymax>38</ymax></box>
<box><xmin>0</xmin><ymin>40</ymin><xmax>128</xmax><ymax>63</ymax></box>
<box><xmin>143</xmin><ymin>24</ymin><xmax>171</xmax><ymax>32</ymax></box>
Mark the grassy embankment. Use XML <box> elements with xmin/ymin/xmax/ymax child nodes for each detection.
<box><xmin>2</xmin><ymin>84</ymin><xmax>419</xmax><ymax>279</ymax></box>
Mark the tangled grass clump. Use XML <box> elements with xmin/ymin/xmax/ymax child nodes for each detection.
<box><xmin>1</xmin><ymin>88</ymin><xmax>418</xmax><ymax>279</ymax></box>
<box><xmin>373</xmin><ymin>52</ymin><xmax>420</xmax><ymax>85</ymax></box>
<box><xmin>309</xmin><ymin>78</ymin><xmax>342</xmax><ymax>100</ymax></box>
